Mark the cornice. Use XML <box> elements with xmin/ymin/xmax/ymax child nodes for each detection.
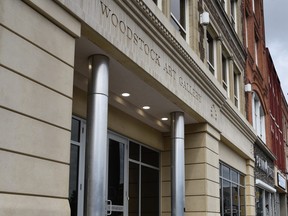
<box><xmin>117</xmin><ymin>0</ymin><xmax>226</xmax><ymax>107</ymax></box>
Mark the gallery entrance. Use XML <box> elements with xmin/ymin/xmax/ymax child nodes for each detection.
<box><xmin>69</xmin><ymin>117</ymin><xmax>160</xmax><ymax>216</ymax></box>
<box><xmin>107</xmin><ymin>133</ymin><xmax>128</xmax><ymax>216</ymax></box>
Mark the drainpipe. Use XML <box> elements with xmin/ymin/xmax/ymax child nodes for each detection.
<box><xmin>85</xmin><ymin>55</ymin><xmax>109</xmax><ymax>216</ymax></box>
<box><xmin>171</xmin><ymin>112</ymin><xmax>185</xmax><ymax>216</ymax></box>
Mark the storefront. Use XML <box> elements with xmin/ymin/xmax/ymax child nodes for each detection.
<box><xmin>254</xmin><ymin>140</ymin><xmax>276</xmax><ymax>216</ymax></box>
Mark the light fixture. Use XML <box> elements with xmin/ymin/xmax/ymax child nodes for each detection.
<box><xmin>161</xmin><ymin>117</ymin><xmax>168</xmax><ymax>121</ymax></box>
<box><xmin>200</xmin><ymin>11</ymin><xmax>210</xmax><ymax>26</ymax></box>
<box><xmin>121</xmin><ymin>92</ymin><xmax>130</xmax><ymax>97</ymax></box>
<box><xmin>142</xmin><ymin>106</ymin><xmax>150</xmax><ymax>110</ymax></box>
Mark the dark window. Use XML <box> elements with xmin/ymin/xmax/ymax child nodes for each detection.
<box><xmin>129</xmin><ymin>141</ymin><xmax>160</xmax><ymax>216</ymax></box>
<box><xmin>207</xmin><ymin>32</ymin><xmax>215</xmax><ymax>74</ymax></box>
<box><xmin>71</xmin><ymin>118</ymin><xmax>81</xmax><ymax>142</ymax></box>
<box><xmin>170</xmin><ymin>0</ymin><xmax>186</xmax><ymax>38</ymax></box>
<box><xmin>220</xmin><ymin>163</ymin><xmax>245</xmax><ymax>216</ymax></box>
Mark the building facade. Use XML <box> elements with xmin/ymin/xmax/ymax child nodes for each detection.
<box><xmin>242</xmin><ymin>1</ymin><xmax>276</xmax><ymax>215</ymax></box>
<box><xmin>243</xmin><ymin>0</ymin><xmax>288</xmax><ymax>215</ymax></box>
<box><xmin>266</xmin><ymin>49</ymin><xmax>287</xmax><ymax>216</ymax></box>
<box><xmin>282</xmin><ymin>90</ymin><xmax>288</xmax><ymax>215</ymax></box>
<box><xmin>0</xmin><ymin>0</ymin><xmax>260</xmax><ymax>215</ymax></box>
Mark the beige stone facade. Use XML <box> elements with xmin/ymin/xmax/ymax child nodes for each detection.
<box><xmin>0</xmin><ymin>0</ymin><xmax>259</xmax><ymax>215</ymax></box>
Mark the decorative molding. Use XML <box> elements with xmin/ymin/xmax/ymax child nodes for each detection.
<box><xmin>121</xmin><ymin>0</ymin><xmax>226</xmax><ymax>107</ymax></box>
<box><xmin>210</xmin><ymin>104</ymin><xmax>218</xmax><ymax>121</ymax></box>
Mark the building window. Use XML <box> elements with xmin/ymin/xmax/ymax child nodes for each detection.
<box><xmin>230</xmin><ymin>0</ymin><xmax>237</xmax><ymax>30</ymax></box>
<box><xmin>220</xmin><ymin>163</ymin><xmax>245</xmax><ymax>216</ymax></box>
<box><xmin>245</xmin><ymin>14</ymin><xmax>248</xmax><ymax>48</ymax></box>
<box><xmin>252</xmin><ymin>92</ymin><xmax>266</xmax><ymax>142</ymax></box>
<box><xmin>255</xmin><ymin>35</ymin><xmax>259</xmax><ymax>66</ymax></box>
<box><xmin>222</xmin><ymin>55</ymin><xmax>229</xmax><ymax>92</ymax></box>
<box><xmin>129</xmin><ymin>141</ymin><xmax>160</xmax><ymax>215</ymax></box>
<box><xmin>255</xmin><ymin>187</ymin><xmax>276</xmax><ymax>216</ymax></box>
<box><xmin>234</xmin><ymin>70</ymin><xmax>240</xmax><ymax>108</ymax></box>
<box><xmin>170</xmin><ymin>0</ymin><xmax>186</xmax><ymax>38</ymax></box>
<box><xmin>207</xmin><ymin>32</ymin><xmax>215</xmax><ymax>75</ymax></box>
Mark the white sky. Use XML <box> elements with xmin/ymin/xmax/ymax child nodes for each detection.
<box><xmin>263</xmin><ymin>0</ymin><xmax>288</xmax><ymax>103</ymax></box>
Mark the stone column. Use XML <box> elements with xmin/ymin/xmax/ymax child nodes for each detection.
<box><xmin>85</xmin><ymin>55</ymin><xmax>109</xmax><ymax>216</ymax></box>
<box><xmin>245</xmin><ymin>159</ymin><xmax>256</xmax><ymax>216</ymax></box>
<box><xmin>185</xmin><ymin>123</ymin><xmax>220</xmax><ymax>215</ymax></box>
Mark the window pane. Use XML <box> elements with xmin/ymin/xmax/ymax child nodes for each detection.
<box><xmin>223</xmin><ymin>180</ymin><xmax>231</xmax><ymax>216</ymax></box>
<box><xmin>129</xmin><ymin>162</ymin><xmax>139</xmax><ymax>216</ymax></box>
<box><xmin>256</xmin><ymin>187</ymin><xmax>263</xmax><ymax>216</ymax></box>
<box><xmin>108</xmin><ymin>140</ymin><xmax>125</xmax><ymax>205</ymax></box>
<box><xmin>171</xmin><ymin>0</ymin><xmax>181</xmax><ymax>21</ymax></box>
<box><xmin>69</xmin><ymin>145</ymin><xmax>79</xmax><ymax>216</ymax></box>
<box><xmin>240</xmin><ymin>174</ymin><xmax>245</xmax><ymax>186</ymax></box>
<box><xmin>232</xmin><ymin>184</ymin><xmax>239</xmax><ymax>215</ymax></box>
<box><xmin>170</xmin><ymin>0</ymin><xmax>186</xmax><ymax>38</ymax></box>
<box><xmin>141</xmin><ymin>166</ymin><xmax>159</xmax><ymax>216</ymax></box>
<box><xmin>141</xmin><ymin>146</ymin><xmax>159</xmax><ymax>167</ymax></box>
<box><xmin>223</xmin><ymin>165</ymin><xmax>230</xmax><ymax>179</ymax></box>
<box><xmin>129</xmin><ymin>141</ymin><xmax>140</xmax><ymax>161</ymax></box>
<box><xmin>71</xmin><ymin>118</ymin><xmax>81</xmax><ymax>142</ymax></box>
<box><xmin>231</xmin><ymin>169</ymin><xmax>238</xmax><ymax>183</ymax></box>
<box><xmin>222</xmin><ymin>55</ymin><xmax>228</xmax><ymax>91</ymax></box>
<box><xmin>220</xmin><ymin>179</ymin><xmax>223</xmax><ymax>215</ymax></box>
<box><xmin>207</xmin><ymin>32</ymin><xmax>214</xmax><ymax>73</ymax></box>
<box><xmin>240</xmin><ymin>186</ymin><xmax>245</xmax><ymax>216</ymax></box>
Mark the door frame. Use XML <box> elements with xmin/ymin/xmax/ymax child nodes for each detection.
<box><xmin>70</xmin><ymin>116</ymin><xmax>86</xmax><ymax>216</ymax></box>
<box><xmin>107</xmin><ymin>131</ymin><xmax>129</xmax><ymax>215</ymax></box>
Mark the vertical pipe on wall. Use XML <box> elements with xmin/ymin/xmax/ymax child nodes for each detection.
<box><xmin>85</xmin><ymin>55</ymin><xmax>109</xmax><ymax>216</ymax></box>
<box><xmin>171</xmin><ymin>112</ymin><xmax>185</xmax><ymax>216</ymax></box>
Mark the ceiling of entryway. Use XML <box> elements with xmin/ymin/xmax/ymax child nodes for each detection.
<box><xmin>74</xmin><ymin>37</ymin><xmax>198</xmax><ymax>132</ymax></box>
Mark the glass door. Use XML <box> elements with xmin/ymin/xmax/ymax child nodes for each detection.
<box><xmin>69</xmin><ymin>117</ymin><xmax>86</xmax><ymax>216</ymax></box>
<box><xmin>107</xmin><ymin>133</ymin><xmax>128</xmax><ymax>216</ymax></box>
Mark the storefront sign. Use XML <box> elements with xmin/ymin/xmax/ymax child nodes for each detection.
<box><xmin>99</xmin><ymin>0</ymin><xmax>203</xmax><ymax>104</ymax></box>
<box><xmin>255</xmin><ymin>155</ymin><xmax>274</xmax><ymax>179</ymax></box>
<box><xmin>277</xmin><ymin>173</ymin><xmax>286</xmax><ymax>190</ymax></box>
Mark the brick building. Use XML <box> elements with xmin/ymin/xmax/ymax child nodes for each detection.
<box><xmin>243</xmin><ymin>0</ymin><xmax>288</xmax><ymax>215</ymax></box>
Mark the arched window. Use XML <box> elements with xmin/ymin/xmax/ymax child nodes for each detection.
<box><xmin>252</xmin><ymin>92</ymin><xmax>266</xmax><ymax>142</ymax></box>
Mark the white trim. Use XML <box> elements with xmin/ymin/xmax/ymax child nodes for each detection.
<box><xmin>256</xmin><ymin>179</ymin><xmax>276</xmax><ymax>193</ymax></box>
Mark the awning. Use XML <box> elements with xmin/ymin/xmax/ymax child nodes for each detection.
<box><xmin>256</xmin><ymin>179</ymin><xmax>276</xmax><ymax>193</ymax></box>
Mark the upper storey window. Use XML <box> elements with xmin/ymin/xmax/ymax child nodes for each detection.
<box><xmin>222</xmin><ymin>55</ymin><xmax>229</xmax><ymax>93</ymax></box>
<box><xmin>253</xmin><ymin>92</ymin><xmax>266</xmax><ymax>142</ymax></box>
<box><xmin>170</xmin><ymin>0</ymin><xmax>186</xmax><ymax>39</ymax></box>
<box><xmin>207</xmin><ymin>32</ymin><xmax>215</xmax><ymax>75</ymax></box>
<box><xmin>233</xmin><ymin>70</ymin><xmax>240</xmax><ymax>108</ymax></box>
<box><xmin>230</xmin><ymin>0</ymin><xmax>237</xmax><ymax>30</ymax></box>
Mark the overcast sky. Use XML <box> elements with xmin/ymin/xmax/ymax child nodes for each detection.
<box><xmin>263</xmin><ymin>0</ymin><xmax>288</xmax><ymax>103</ymax></box>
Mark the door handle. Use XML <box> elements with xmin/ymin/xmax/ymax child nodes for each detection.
<box><xmin>106</xmin><ymin>200</ymin><xmax>112</xmax><ymax>215</ymax></box>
